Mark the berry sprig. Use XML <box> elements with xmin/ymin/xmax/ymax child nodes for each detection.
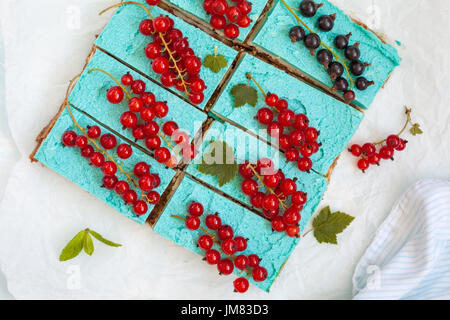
<box><xmin>238</xmin><ymin>159</ymin><xmax>307</xmax><ymax>238</ymax></box>
<box><xmin>203</xmin><ymin>0</ymin><xmax>253</xmax><ymax>39</ymax></box>
<box><xmin>90</xmin><ymin>68</ymin><xmax>197</xmax><ymax>167</ymax></box>
<box><xmin>61</xmin><ymin>105</ymin><xmax>161</xmax><ymax>216</ymax></box>
<box><xmin>348</xmin><ymin>107</ymin><xmax>422</xmax><ymax>172</ymax></box>
<box><xmin>171</xmin><ymin>201</ymin><xmax>268</xmax><ymax>293</ymax></box>
<box><xmin>100</xmin><ymin>1</ymin><xmax>206</xmax><ymax>105</ymax></box>
<box><xmin>246</xmin><ymin>73</ymin><xmax>321</xmax><ymax>174</ymax></box>
<box><xmin>281</xmin><ymin>0</ymin><xmax>375</xmax><ymax>102</ymax></box>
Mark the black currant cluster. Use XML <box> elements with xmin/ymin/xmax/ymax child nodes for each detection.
<box><xmin>288</xmin><ymin>0</ymin><xmax>375</xmax><ymax>102</ymax></box>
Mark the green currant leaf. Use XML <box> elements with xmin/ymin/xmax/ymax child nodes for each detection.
<box><xmin>198</xmin><ymin>140</ymin><xmax>238</xmax><ymax>187</ymax></box>
<box><xmin>312</xmin><ymin>207</ymin><xmax>355</xmax><ymax>245</ymax></box>
<box><xmin>59</xmin><ymin>230</ymin><xmax>87</xmax><ymax>261</ymax></box>
<box><xmin>410</xmin><ymin>123</ymin><xmax>423</xmax><ymax>136</ymax></box>
<box><xmin>83</xmin><ymin>233</ymin><xmax>94</xmax><ymax>256</ymax></box>
<box><xmin>89</xmin><ymin>230</ymin><xmax>122</xmax><ymax>247</ymax></box>
<box><xmin>230</xmin><ymin>84</ymin><xmax>258</xmax><ymax>108</ymax></box>
<box><xmin>204</xmin><ymin>54</ymin><xmax>228</xmax><ymax>73</ymax></box>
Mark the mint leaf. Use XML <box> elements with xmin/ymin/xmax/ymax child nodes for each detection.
<box><xmin>410</xmin><ymin>123</ymin><xmax>423</xmax><ymax>136</ymax></box>
<box><xmin>230</xmin><ymin>84</ymin><xmax>258</xmax><ymax>108</ymax></box>
<box><xmin>312</xmin><ymin>207</ymin><xmax>354</xmax><ymax>245</ymax></box>
<box><xmin>83</xmin><ymin>232</ymin><xmax>94</xmax><ymax>256</ymax></box>
<box><xmin>59</xmin><ymin>230</ymin><xmax>86</xmax><ymax>261</ymax></box>
<box><xmin>198</xmin><ymin>140</ymin><xmax>238</xmax><ymax>187</ymax></box>
<box><xmin>89</xmin><ymin>230</ymin><xmax>122</xmax><ymax>247</ymax></box>
<box><xmin>204</xmin><ymin>54</ymin><xmax>228</xmax><ymax>73</ymax></box>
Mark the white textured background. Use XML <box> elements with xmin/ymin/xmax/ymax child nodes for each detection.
<box><xmin>0</xmin><ymin>0</ymin><xmax>449</xmax><ymax>299</ymax></box>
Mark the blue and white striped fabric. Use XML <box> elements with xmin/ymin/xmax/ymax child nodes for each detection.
<box><xmin>353</xmin><ymin>179</ymin><xmax>450</xmax><ymax>300</ymax></box>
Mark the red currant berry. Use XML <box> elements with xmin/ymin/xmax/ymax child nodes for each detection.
<box><xmin>252</xmin><ymin>266</ymin><xmax>268</xmax><ymax>282</ymax></box>
<box><xmin>256</xmin><ymin>108</ymin><xmax>274</xmax><ymax>125</ymax></box>
<box><xmin>198</xmin><ymin>235</ymin><xmax>214</xmax><ymax>250</ymax></box>
<box><xmin>147</xmin><ymin>191</ymin><xmax>161</xmax><ymax>205</ymax></box>
<box><xmin>116</xmin><ymin>144</ymin><xmax>133</xmax><ymax>159</ymax></box>
<box><xmin>205</xmin><ymin>214</ymin><xmax>222</xmax><ymax>230</ymax></box>
<box><xmin>278</xmin><ymin>134</ymin><xmax>290</xmax><ymax>150</ymax></box>
<box><xmin>62</xmin><ymin>131</ymin><xmax>77</xmax><ymax>147</ymax></box>
<box><xmin>283</xmin><ymin>207</ymin><xmax>301</xmax><ymax>226</ymax></box>
<box><xmin>185</xmin><ymin>215</ymin><xmax>201</xmax><ymax>230</ymax></box>
<box><xmin>289</xmin><ymin>130</ymin><xmax>305</xmax><ymax>147</ymax></box>
<box><xmin>396</xmin><ymin>139</ymin><xmax>407</xmax><ymax>151</ymax></box>
<box><xmin>90</xmin><ymin>152</ymin><xmax>105</xmax><ymax>167</ymax></box>
<box><xmin>210</xmin><ymin>14</ymin><xmax>226</xmax><ymax>29</ymax></box>
<box><xmin>263</xmin><ymin>208</ymin><xmax>279</xmax><ymax>219</ymax></box>
<box><xmin>278</xmin><ymin>109</ymin><xmax>295</xmax><ymax>127</ymax></box>
<box><xmin>297</xmin><ymin>157</ymin><xmax>313</xmax><ymax>172</ymax></box>
<box><xmin>271</xmin><ymin>216</ymin><xmax>286</xmax><ymax>232</ymax></box>
<box><xmin>204</xmin><ymin>249</ymin><xmax>221</xmax><ymax>265</ymax></box>
<box><xmin>221</xmin><ymin>239</ymin><xmax>237</xmax><ymax>255</ymax></box>
<box><xmin>123</xmin><ymin>190</ymin><xmax>138</xmax><ymax>204</ymax></box>
<box><xmin>139</xmin><ymin>174</ymin><xmax>157</xmax><ymax>192</ymax></box>
<box><xmin>237</xmin><ymin>15</ymin><xmax>252</xmax><ymax>28</ymax></box>
<box><xmin>75</xmin><ymin>135</ymin><xmax>88</xmax><ymax>149</ymax></box>
<box><xmin>114</xmin><ymin>180</ymin><xmax>129</xmax><ymax>196</ymax></box>
<box><xmin>190</xmin><ymin>78</ymin><xmax>206</xmax><ymax>93</ymax></box>
<box><xmin>87</xmin><ymin>126</ymin><xmax>101</xmax><ymax>139</ymax></box>
<box><xmin>153</xmin><ymin>101</ymin><xmax>169</xmax><ymax>118</ymax></box>
<box><xmin>143</xmin><ymin>121</ymin><xmax>160</xmax><ymax>137</ymax></box>
<box><xmin>141</xmin><ymin>107</ymin><xmax>155</xmax><ymax>122</ymax></box>
<box><xmin>102</xmin><ymin>175</ymin><xmax>118</xmax><ymax>190</ymax></box>
<box><xmin>173</xmin><ymin>37</ymin><xmax>190</xmax><ymax>53</ymax></box>
<box><xmin>379</xmin><ymin>146</ymin><xmax>395</xmax><ymax>160</ymax></box>
<box><xmin>241</xmin><ymin>178</ymin><xmax>258</xmax><ymax>196</ymax></box>
<box><xmin>265</xmin><ymin>93</ymin><xmax>279</xmax><ymax>107</ymax></box>
<box><xmin>362</xmin><ymin>143</ymin><xmax>376</xmax><ymax>156</ymax></box>
<box><xmin>189</xmin><ymin>92</ymin><xmax>205</xmax><ymax>105</ymax></box>
<box><xmin>299</xmin><ymin>145</ymin><xmax>313</xmax><ymax>158</ymax></box>
<box><xmin>139</xmin><ymin>19</ymin><xmax>154</xmax><ymax>36</ymax></box>
<box><xmin>234</xmin><ymin>236</ymin><xmax>248</xmax><ymax>252</ymax></box>
<box><xmin>233</xmin><ymin>277</ymin><xmax>249</xmax><ymax>293</ymax></box>
<box><xmin>292</xmin><ymin>191</ymin><xmax>307</xmax><ymax>206</ymax></box>
<box><xmin>154</xmin><ymin>147</ymin><xmax>171</xmax><ymax>163</ymax></box>
<box><xmin>128</xmin><ymin>97</ymin><xmax>144</xmax><ymax>113</ymax></box>
<box><xmin>130</xmin><ymin>80</ymin><xmax>146</xmax><ymax>95</ymax></box>
<box><xmin>224</xmin><ymin>23</ymin><xmax>240</xmax><ymax>39</ymax></box>
<box><xmin>80</xmin><ymin>145</ymin><xmax>94</xmax><ymax>158</ymax></box>
<box><xmin>280</xmin><ymin>178</ymin><xmax>297</xmax><ymax>196</ymax></box>
<box><xmin>133</xmin><ymin>200</ymin><xmax>148</xmax><ymax>216</ymax></box>
<box><xmin>218</xmin><ymin>225</ymin><xmax>234</xmax><ymax>241</ymax></box>
<box><xmin>286</xmin><ymin>225</ymin><xmax>300</xmax><ymax>238</ymax></box>
<box><xmin>102</xmin><ymin>161</ymin><xmax>118</xmax><ymax>176</ymax></box>
<box><xmin>293</xmin><ymin>113</ymin><xmax>309</xmax><ymax>129</ymax></box>
<box><xmin>146</xmin><ymin>0</ymin><xmax>160</xmax><ymax>6</ymax></box>
<box><xmin>145</xmin><ymin>136</ymin><xmax>161</xmax><ymax>150</ymax></box>
<box><xmin>160</xmin><ymin>71</ymin><xmax>176</xmax><ymax>87</ymax></box>
<box><xmin>120</xmin><ymin>111</ymin><xmax>138</xmax><ymax>129</ymax></box>
<box><xmin>257</xmin><ymin>158</ymin><xmax>275</xmax><ymax>175</ymax></box>
<box><xmin>349</xmin><ymin>144</ymin><xmax>362</xmax><ymax>157</ymax></box>
<box><xmin>188</xmin><ymin>202</ymin><xmax>204</xmax><ymax>217</ymax></box>
<box><xmin>267</xmin><ymin>122</ymin><xmax>283</xmax><ymax>138</ymax></box>
<box><xmin>100</xmin><ymin>134</ymin><xmax>117</xmax><ymax>150</ymax></box>
<box><xmin>217</xmin><ymin>259</ymin><xmax>234</xmax><ymax>275</ymax></box>
<box><xmin>386</xmin><ymin>135</ymin><xmax>400</xmax><ymax>149</ymax></box>
<box><xmin>153</xmin><ymin>16</ymin><xmax>171</xmax><ymax>33</ymax></box>
<box><xmin>162</xmin><ymin>121</ymin><xmax>179</xmax><ymax>136</ymax></box>
<box><xmin>226</xmin><ymin>6</ymin><xmax>242</xmax><ymax>23</ymax></box>
<box><xmin>285</xmin><ymin>148</ymin><xmax>300</xmax><ymax>162</ymax></box>
<box><xmin>182</xmin><ymin>144</ymin><xmax>197</xmax><ymax>160</ymax></box>
<box><xmin>152</xmin><ymin>56</ymin><xmax>170</xmax><ymax>74</ymax></box>
<box><xmin>132</xmin><ymin>125</ymin><xmax>146</xmax><ymax>141</ymax></box>
<box><xmin>212</xmin><ymin>0</ymin><xmax>228</xmax><ymax>15</ymax></box>
<box><xmin>368</xmin><ymin>153</ymin><xmax>381</xmax><ymax>165</ymax></box>
<box><xmin>263</xmin><ymin>174</ymin><xmax>280</xmax><ymax>189</ymax></box>
<box><xmin>234</xmin><ymin>255</ymin><xmax>248</xmax><ymax>271</ymax></box>
<box><xmin>184</xmin><ymin>56</ymin><xmax>202</xmax><ymax>75</ymax></box>
<box><xmin>248</xmin><ymin>254</ymin><xmax>261</xmax><ymax>268</ymax></box>
<box><xmin>237</xmin><ymin>1</ymin><xmax>252</xmax><ymax>15</ymax></box>
<box><xmin>173</xmin><ymin>130</ymin><xmax>190</xmax><ymax>146</ymax></box>
<box><xmin>262</xmin><ymin>194</ymin><xmax>279</xmax><ymax>211</ymax></box>
<box><xmin>238</xmin><ymin>162</ymin><xmax>254</xmax><ymax>178</ymax></box>
<box><xmin>203</xmin><ymin>0</ymin><xmax>214</xmax><ymax>13</ymax></box>
<box><xmin>305</xmin><ymin>127</ymin><xmax>319</xmax><ymax>142</ymax></box>
<box><xmin>357</xmin><ymin>158</ymin><xmax>370</xmax><ymax>172</ymax></box>
<box><xmin>106</xmin><ymin>86</ymin><xmax>124</xmax><ymax>104</ymax></box>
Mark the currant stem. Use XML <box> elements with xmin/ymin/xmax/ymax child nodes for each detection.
<box><xmin>170</xmin><ymin>215</ymin><xmax>217</xmax><ymax>241</ymax></box>
<box><xmin>158</xmin><ymin>132</ymin><xmax>177</xmax><ymax>152</ymax></box>
<box><xmin>99</xmin><ymin>1</ymin><xmax>154</xmax><ymax>19</ymax></box>
<box><xmin>246</xmin><ymin>164</ymin><xmax>288</xmax><ymax>210</ymax></box>
<box><xmin>302</xmin><ymin>229</ymin><xmax>313</xmax><ymax>238</ymax></box>
<box><xmin>246</xmin><ymin>73</ymin><xmax>266</xmax><ymax>98</ymax></box>
<box><xmin>280</xmin><ymin>0</ymin><xmax>354</xmax><ymax>89</ymax></box>
<box><xmin>88</xmin><ymin>68</ymin><xmax>132</xmax><ymax>99</ymax></box>
<box><xmin>374</xmin><ymin>107</ymin><xmax>412</xmax><ymax>146</ymax></box>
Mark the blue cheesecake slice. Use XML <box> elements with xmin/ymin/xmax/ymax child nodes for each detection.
<box><xmin>186</xmin><ymin>120</ymin><xmax>328</xmax><ymax>233</ymax></box>
<box><xmin>69</xmin><ymin>49</ymin><xmax>207</xmax><ymax>164</ymax></box>
<box><xmin>153</xmin><ymin>175</ymin><xmax>299</xmax><ymax>292</ymax></box>
<box><xmin>252</xmin><ymin>0</ymin><xmax>401</xmax><ymax>109</ymax></box>
<box><xmin>32</xmin><ymin>106</ymin><xmax>176</xmax><ymax>224</ymax></box>
<box><xmin>95</xmin><ymin>0</ymin><xmax>239</xmax><ymax>109</ymax></box>
<box><xmin>210</xmin><ymin>53</ymin><xmax>364</xmax><ymax>175</ymax></box>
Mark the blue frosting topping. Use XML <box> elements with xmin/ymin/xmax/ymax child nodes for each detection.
<box><xmin>164</xmin><ymin>0</ymin><xmax>270</xmax><ymax>42</ymax></box>
<box><xmin>95</xmin><ymin>0</ymin><xmax>239</xmax><ymax>109</ymax></box>
<box><xmin>153</xmin><ymin>175</ymin><xmax>299</xmax><ymax>292</ymax></box>
<box><xmin>68</xmin><ymin>49</ymin><xmax>207</xmax><ymax>162</ymax></box>
<box><xmin>211</xmin><ymin>53</ymin><xmax>364</xmax><ymax>175</ymax></box>
<box><xmin>252</xmin><ymin>0</ymin><xmax>401</xmax><ymax>109</ymax></box>
<box><xmin>34</xmin><ymin>106</ymin><xmax>175</xmax><ymax>224</ymax></box>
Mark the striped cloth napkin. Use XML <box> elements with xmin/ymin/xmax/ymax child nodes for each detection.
<box><xmin>353</xmin><ymin>179</ymin><xmax>450</xmax><ymax>300</ymax></box>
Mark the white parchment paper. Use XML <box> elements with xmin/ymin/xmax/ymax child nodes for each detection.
<box><xmin>0</xmin><ymin>0</ymin><xmax>449</xmax><ymax>299</ymax></box>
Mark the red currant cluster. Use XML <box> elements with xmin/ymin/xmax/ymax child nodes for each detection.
<box><xmin>238</xmin><ymin>159</ymin><xmax>307</xmax><ymax>237</ymax></box>
<box><xmin>106</xmin><ymin>72</ymin><xmax>196</xmax><ymax>168</ymax></box>
<box><xmin>203</xmin><ymin>0</ymin><xmax>253</xmax><ymax>39</ymax></box>
<box><xmin>61</xmin><ymin>125</ymin><xmax>161</xmax><ymax>216</ymax></box>
<box><xmin>349</xmin><ymin>135</ymin><xmax>407</xmax><ymax>173</ymax></box>
<box><xmin>139</xmin><ymin>14</ymin><xmax>206</xmax><ymax>105</ymax></box>
<box><xmin>182</xmin><ymin>202</ymin><xmax>267</xmax><ymax>293</ymax></box>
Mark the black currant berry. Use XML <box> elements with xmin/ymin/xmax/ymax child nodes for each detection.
<box><xmin>350</xmin><ymin>60</ymin><xmax>366</xmax><ymax>76</ymax></box>
<box><xmin>328</xmin><ymin>61</ymin><xmax>344</xmax><ymax>80</ymax></box>
<box><xmin>345</xmin><ymin>43</ymin><xmax>361</xmax><ymax>61</ymax></box>
<box><xmin>343</xmin><ymin>90</ymin><xmax>356</xmax><ymax>102</ymax></box>
<box><xmin>299</xmin><ymin>0</ymin><xmax>323</xmax><ymax>18</ymax></box>
<box><xmin>334</xmin><ymin>33</ymin><xmax>352</xmax><ymax>49</ymax></box>
<box><xmin>355</xmin><ymin>77</ymin><xmax>374</xmax><ymax>90</ymax></box>
<box><xmin>317</xmin><ymin>49</ymin><xmax>333</xmax><ymax>68</ymax></box>
<box><xmin>304</xmin><ymin>33</ymin><xmax>321</xmax><ymax>53</ymax></box>
<box><xmin>333</xmin><ymin>77</ymin><xmax>349</xmax><ymax>91</ymax></box>
<box><xmin>317</xmin><ymin>14</ymin><xmax>336</xmax><ymax>32</ymax></box>
<box><xmin>289</xmin><ymin>26</ymin><xmax>305</xmax><ymax>43</ymax></box>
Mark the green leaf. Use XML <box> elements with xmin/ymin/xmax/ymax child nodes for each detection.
<box><xmin>59</xmin><ymin>230</ymin><xmax>87</xmax><ymax>261</ymax></box>
<box><xmin>230</xmin><ymin>84</ymin><xmax>258</xmax><ymax>108</ymax></box>
<box><xmin>83</xmin><ymin>233</ymin><xmax>94</xmax><ymax>256</ymax></box>
<box><xmin>198</xmin><ymin>140</ymin><xmax>238</xmax><ymax>187</ymax></box>
<box><xmin>204</xmin><ymin>54</ymin><xmax>228</xmax><ymax>73</ymax></box>
<box><xmin>312</xmin><ymin>207</ymin><xmax>355</xmax><ymax>245</ymax></box>
<box><xmin>89</xmin><ymin>230</ymin><xmax>122</xmax><ymax>247</ymax></box>
<box><xmin>410</xmin><ymin>123</ymin><xmax>423</xmax><ymax>136</ymax></box>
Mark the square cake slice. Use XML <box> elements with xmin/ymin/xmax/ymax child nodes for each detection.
<box><xmin>95</xmin><ymin>0</ymin><xmax>239</xmax><ymax>109</ymax></box>
<box><xmin>252</xmin><ymin>0</ymin><xmax>401</xmax><ymax>109</ymax></box>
